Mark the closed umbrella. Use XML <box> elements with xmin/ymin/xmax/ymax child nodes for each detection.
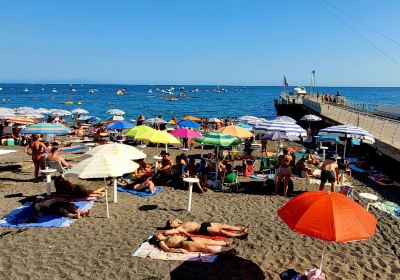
<box><xmin>67</xmin><ymin>154</ymin><xmax>139</xmax><ymax>217</ymax></box>
<box><xmin>318</xmin><ymin>125</ymin><xmax>375</xmax><ymax>159</ymax></box>
<box><xmin>217</xmin><ymin>125</ymin><xmax>253</xmax><ymax>139</ymax></box>
<box><xmin>277</xmin><ymin>191</ymin><xmax>376</xmax><ymax>271</ymax></box>
<box><xmin>105</xmin><ymin>120</ymin><xmax>133</xmax><ymax>130</ymax></box>
<box><xmin>195</xmin><ymin>133</ymin><xmax>241</xmax><ymax>185</ymax></box>
<box><xmin>20</xmin><ymin>123</ymin><xmax>71</xmax><ymax>135</ymax></box>
<box><xmin>137</xmin><ymin>130</ymin><xmax>180</xmax><ymax>152</ymax></box>
<box><xmin>85</xmin><ymin>143</ymin><xmax>146</xmax><ymax>160</ymax></box>
<box><xmin>178</xmin><ymin>120</ymin><xmax>201</xmax><ymax>129</ymax></box>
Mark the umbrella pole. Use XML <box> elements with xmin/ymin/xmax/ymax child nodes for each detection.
<box><xmin>215</xmin><ymin>146</ymin><xmax>219</xmax><ymax>188</ymax></box>
<box><xmin>319</xmin><ymin>242</ymin><xmax>327</xmax><ymax>271</ymax></box>
<box><xmin>343</xmin><ymin>140</ymin><xmax>347</xmax><ymax>160</ymax></box>
<box><xmin>113</xmin><ymin>177</ymin><xmax>118</xmax><ymax>203</ymax></box>
<box><xmin>165</xmin><ymin>143</ymin><xmax>168</xmax><ymax>153</ymax></box>
<box><xmin>104</xmin><ymin>178</ymin><xmax>110</xmax><ymax>219</ymax></box>
<box><xmin>201</xmin><ymin>144</ymin><xmax>204</xmax><ymax>158</ymax></box>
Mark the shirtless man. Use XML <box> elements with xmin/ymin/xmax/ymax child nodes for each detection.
<box><xmin>319</xmin><ymin>156</ymin><xmax>339</xmax><ymax>192</ymax></box>
<box><xmin>163</xmin><ymin>218</ymin><xmax>249</xmax><ymax>238</ymax></box>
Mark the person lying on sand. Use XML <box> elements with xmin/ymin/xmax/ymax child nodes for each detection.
<box><xmin>33</xmin><ymin>197</ymin><xmax>90</xmax><ymax>219</ymax></box>
<box><xmin>151</xmin><ymin>232</ymin><xmax>233</xmax><ymax>254</ymax></box>
<box><xmin>163</xmin><ymin>219</ymin><xmax>249</xmax><ymax>238</ymax></box>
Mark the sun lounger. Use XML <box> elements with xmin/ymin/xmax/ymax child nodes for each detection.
<box><xmin>371</xmin><ymin>201</ymin><xmax>400</xmax><ymax>218</ymax></box>
<box><xmin>368</xmin><ymin>176</ymin><xmax>400</xmax><ymax>186</ymax></box>
<box><xmin>0</xmin><ymin>201</ymin><xmax>93</xmax><ymax>228</ymax></box>
<box><xmin>349</xmin><ymin>164</ymin><xmax>368</xmax><ymax>173</ymax></box>
<box><xmin>133</xmin><ymin>237</ymin><xmax>220</xmax><ymax>262</ymax></box>
<box><xmin>117</xmin><ymin>187</ymin><xmax>163</xmax><ymax>197</ymax></box>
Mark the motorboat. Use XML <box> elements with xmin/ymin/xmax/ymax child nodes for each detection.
<box><xmin>52</xmin><ymin>88</ymin><xmax>58</xmax><ymax>93</ymax></box>
<box><xmin>24</xmin><ymin>87</ymin><xmax>29</xmax><ymax>92</ymax></box>
<box><xmin>293</xmin><ymin>86</ymin><xmax>307</xmax><ymax>95</ymax></box>
<box><xmin>148</xmin><ymin>89</ymin><xmax>153</xmax><ymax>94</ymax></box>
<box><xmin>115</xmin><ymin>88</ymin><xmax>126</xmax><ymax>95</ymax></box>
<box><xmin>88</xmin><ymin>88</ymin><xmax>99</xmax><ymax>94</ymax></box>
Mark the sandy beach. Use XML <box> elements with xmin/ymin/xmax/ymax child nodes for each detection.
<box><xmin>0</xmin><ymin>142</ymin><xmax>399</xmax><ymax>280</ymax></box>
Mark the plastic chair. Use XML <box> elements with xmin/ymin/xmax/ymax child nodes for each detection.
<box><xmin>220</xmin><ymin>170</ymin><xmax>239</xmax><ymax>192</ymax></box>
<box><xmin>46</xmin><ymin>160</ymin><xmax>66</xmax><ymax>177</ymax></box>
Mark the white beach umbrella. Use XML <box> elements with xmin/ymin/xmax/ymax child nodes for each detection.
<box><xmin>108</xmin><ymin>109</ymin><xmax>125</xmax><ymax>115</ymax></box>
<box><xmin>51</xmin><ymin>109</ymin><xmax>72</xmax><ymax>116</ymax></box>
<box><xmin>318</xmin><ymin>125</ymin><xmax>375</xmax><ymax>159</ymax></box>
<box><xmin>143</xmin><ymin>117</ymin><xmax>167</xmax><ymax>126</ymax></box>
<box><xmin>0</xmin><ymin>107</ymin><xmax>15</xmax><ymax>114</ymax></box>
<box><xmin>0</xmin><ymin>113</ymin><xmax>16</xmax><ymax>119</ymax></box>
<box><xmin>208</xmin><ymin>117</ymin><xmax>222</xmax><ymax>123</ymax></box>
<box><xmin>300</xmin><ymin>114</ymin><xmax>322</xmax><ymax>122</ymax></box>
<box><xmin>16</xmin><ymin>106</ymin><xmax>34</xmax><ymax>111</ymax></box>
<box><xmin>255</xmin><ymin>120</ymin><xmax>307</xmax><ymax>137</ymax></box>
<box><xmin>36</xmin><ymin>108</ymin><xmax>51</xmax><ymax>114</ymax></box>
<box><xmin>67</xmin><ymin>154</ymin><xmax>139</xmax><ymax>218</ymax></box>
<box><xmin>273</xmin><ymin>116</ymin><xmax>297</xmax><ymax>123</ymax></box>
<box><xmin>85</xmin><ymin>143</ymin><xmax>146</xmax><ymax>160</ymax></box>
<box><xmin>237</xmin><ymin>115</ymin><xmax>262</xmax><ymax>125</ymax></box>
<box><xmin>71</xmin><ymin>108</ymin><xmax>89</xmax><ymax>115</ymax></box>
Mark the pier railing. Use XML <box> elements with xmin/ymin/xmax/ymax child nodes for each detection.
<box><xmin>304</xmin><ymin>98</ymin><xmax>400</xmax><ymax>149</ymax></box>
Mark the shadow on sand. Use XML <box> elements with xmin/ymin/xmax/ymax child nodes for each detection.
<box><xmin>170</xmin><ymin>254</ymin><xmax>265</xmax><ymax>280</ymax></box>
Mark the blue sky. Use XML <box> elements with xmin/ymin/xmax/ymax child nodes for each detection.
<box><xmin>0</xmin><ymin>0</ymin><xmax>399</xmax><ymax>86</ymax></box>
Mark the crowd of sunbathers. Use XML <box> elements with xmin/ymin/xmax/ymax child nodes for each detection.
<box><xmin>150</xmin><ymin>218</ymin><xmax>250</xmax><ymax>254</ymax></box>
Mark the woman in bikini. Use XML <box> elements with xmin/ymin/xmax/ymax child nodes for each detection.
<box><xmin>24</xmin><ymin>134</ymin><xmax>47</xmax><ymax>182</ymax></box>
<box><xmin>163</xmin><ymin>219</ymin><xmax>249</xmax><ymax>238</ymax></box>
<box><xmin>152</xmin><ymin>232</ymin><xmax>232</xmax><ymax>254</ymax></box>
<box><xmin>274</xmin><ymin>154</ymin><xmax>292</xmax><ymax>197</ymax></box>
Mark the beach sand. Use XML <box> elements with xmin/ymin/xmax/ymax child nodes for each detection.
<box><xmin>0</xmin><ymin>143</ymin><xmax>399</xmax><ymax>280</ymax></box>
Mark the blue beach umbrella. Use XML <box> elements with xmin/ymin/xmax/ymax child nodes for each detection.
<box><xmin>20</xmin><ymin>123</ymin><xmax>71</xmax><ymax>135</ymax></box>
<box><xmin>178</xmin><ymin>120</ymin><xmax>201</xmax><ymax>129</ymax></box>
<box><xmin>236</xmin><ymin>123</ymin><xmax>254</xmax><ymax>131</ymax></box>
<box><xmin>106</xmin><ymin>121</ymin><xmax>134</xmax><ymax>130</ymax></box>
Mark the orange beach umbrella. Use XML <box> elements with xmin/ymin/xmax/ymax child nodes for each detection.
<box><xmin>277</xmin><ymin>191</ymin><xmax>376</xmax><ymax>271</ymax></box>
<box><xmin>217</xmin><ymin>125</ymin><xmax>253</xmax><ymax>139</ymax></box>
<box><xmin>182</xmin><ymin>116</ymin><xmax>201</xmax><ymax>123</ymax></box>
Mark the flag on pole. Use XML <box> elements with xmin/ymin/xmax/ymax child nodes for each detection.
<box><xmin>283</xmin><ymin>75</ymin><xmax>289</xmax><ymax>87</ymax></box>
<box><xmin>311</xmin><ymin>70</ymin><xmax>316</xmax><ymax>87</ymax></box>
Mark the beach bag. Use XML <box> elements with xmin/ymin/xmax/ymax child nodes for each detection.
<box><xmin>305</xmin><ymin>268</ymin><xmax>326</xmax><ymax>280</ymax></box>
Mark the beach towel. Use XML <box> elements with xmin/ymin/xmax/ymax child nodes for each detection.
<box><xmin>249</xmin><ymin>174</ymin><xmax>275</xmax><ymax>180</ymax></box>
<box><xmin>60</xmin><ymin>146</ymin><xmax>88</xmax><ymax>153</ymax></box>
<box><xmin>349</xmin><ymin>164</ymin><xmax>368</xmax><ymax>173</ymax></box>
<box><xmin>368</xmin><ymin>176</ymin><xmax>400</xmax><ymax>187</ymax></box>
<box><xmin>158</xmin><ymin>231</ymin><xmax>229</xmax><ymax>242</ymax></box>
<box><xmin>132</xmin><ymin>237</ymin><xmax>220</xmax><ymax>262</ymax></box>
<box><xmin>371</xmin><ymin>201</ymin><xmax>400</xmax><ymax>218</ymax></box>
<box><xmin>0</xmin><ymin>201</ymin><xmax>93</xmax><ymax>228</ymax></box>
<box><xmin>117</xmin><ymin>187</ymin><xmax>163</xmax><ymax>197</ymax></box>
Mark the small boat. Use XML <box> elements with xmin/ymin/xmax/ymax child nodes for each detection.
<box><xmin>71</xmin><ymin>88</ymin><xmax>77</xmax><ymax>92</ymax></box>
<box><xmin>148</xmin><ymin>89</ymin><xmax>153</xmax><ymax>94</ymax></box>
<box><xmin>76</xmin><ymin>101</ymin><xmax>82</xmax><ymax>105</ymax></box>
<box><xmin>115</xmin><ymin>88</ymin><xmax>126</xmax><ymax>95</ymax></box>
<box><xmin>293</xmin><ymin>86</ymin><xmax>307</xmax><ymax>95</ymax></box>
<box><xmin>52</xmin><ymin>88</ymin><xmax>58</xmax><ymax>93</ymax></box>
<box><xmin>166</xmin><ymin>97</ymin><xmax>178</xmax><ymax>101</ymax></box>
<box><xmin>88</xmin><ymin>88</ymin><xmax>98</xmax><ymax>94</ymax></box>
<box><xmin>24</xmin><ymin>87</ymin><xmax>29</xmax><ymax>92</ymax></box>
<box><xmin>41</xmin><ymin>88</ymin><xmax>45</xmax><ymax>91</ymax></box>
<box><xmin>63</xmin><ymin>101</ymin><xmax>74</xmax><ymax>105</ymax></box>
<box><xmin>0</xmin><ymin>88</ymin><xmax>3</xmax><ymax>91</ymax></box>
<box><xmin>179</xmin><ymin>87</ymin><xmax>185</xmax><ymax>91</ymax></box>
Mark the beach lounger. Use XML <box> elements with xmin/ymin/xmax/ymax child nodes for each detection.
<box><xmin>349</xmin><ymin>164</ymin><xmax>368</xmax><ymax>173</ymax></box>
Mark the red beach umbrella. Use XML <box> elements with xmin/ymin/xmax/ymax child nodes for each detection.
<box><xmin>277</xmin><ymin>191</ymin><xmax>376</xmax><ymax>271</ymax></box>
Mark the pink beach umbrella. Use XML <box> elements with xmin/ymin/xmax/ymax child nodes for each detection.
<box><xmin>170</xmin><ymin>128</ymin><xmax>201</xmax><ymax>139</ymax></box>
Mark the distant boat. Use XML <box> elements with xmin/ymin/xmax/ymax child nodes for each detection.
<box><xmin>0</xmin><ymin>88</ymin><xmax>2</xmax><ymax>91</ymax></box>
<box><xmin>52</xmin><ymin>88</ymin><xmax>58</xmax><ymax>93</ymax></box>
<box><xmin>88</xmin><ymin>89</ymin><xmax>99</xmax><ymax>94</ymax></box>
<box><xmin>71</xmin><ymin>88</ymin><xmax>77</xmax><ymax>92</ymax></box>
<box><xmin>115</xmin><ymin>88</ymin><xmax>126</xmax><ymax>95</ymax></box>
<box><xmin>293</xmin><ymin>86</ymin><xmax>307</xmax><ymax>95</ymax></box>
<box><xmin>148</xmin><ymin>89</ymin><xmax>153</xmax><ymax>94</ymax></box>
<box><xmin>41</xmin><ymin>88</ymin><xmax>45</xmax><ymax>91</ymax></box>
<box><xmin>24</xmin><ymin>87</ymin><xmax>29</xmax><ymax>92</ymax></box>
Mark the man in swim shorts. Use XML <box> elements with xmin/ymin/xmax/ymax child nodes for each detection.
<box><xmin>319</xmin><ymin>155</ymin><xmax>339</xmax><ymax>192</ymax></box>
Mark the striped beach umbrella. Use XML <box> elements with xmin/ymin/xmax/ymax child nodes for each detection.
<box><xmin>85</xmin><ymin>143</ymin><xmax>146</xmax><ymax>160</ymax></box>
<box><xmin>67</xmin><ymin>154</ymin><xmax>139</xmax><ymax>217</ymax></box>
<box><xmin>237</xmin><ymin>115</ymin><xmax>262</xmax><ymax>125</ymax></box>
<box><xmin>255</xmin><ymin>120</ymin><xmax>307</xmax><ymax>137</ymax></box>
<box><xmin>273</xmin><ymin>116</ymin><xmax>297</xmax><ymax>123</ymax></box>
<box><xmin>195</xmin><ymin>133</ymin><xmax>241</xmax><ymax>186</ymax></box>
<box><xmin>318</xmin><ymin>125</ymin><xmax>375</xmax><ymax>159</ymax></box>
<box><xmin>20</xmin><ymin>123</ymin><xmax>71</xmax><ymax>135</ymax></box>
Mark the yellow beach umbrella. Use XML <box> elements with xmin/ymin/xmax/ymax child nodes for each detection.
<box><xmin>137</xmin><ymin>130</ymin><xmax>180</xmax><ymax>152</ymax></box>
<box><xmin>67</xmin><ymin>153</ymin><xmax>139</xmax><ymax>218</ymax></box>
<box><xmin>85</xmin><ymin>143</ymin><xmax>146</xmax><ymax>160</ymax></box>
<box><xmin>217</xmin><ymin>125</ymin><xmax>253</xmax><ymax>139</ymax></box>
<box><xmin>124</xmin><ymin>125</ymin><xmax>155</xmax><ymax>139</ymax></box>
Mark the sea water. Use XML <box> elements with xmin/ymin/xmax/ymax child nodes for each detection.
<box><xmin>0</xmin><ymin>84</ymin><xmax>399</xmax><ymax>121</ymax></box>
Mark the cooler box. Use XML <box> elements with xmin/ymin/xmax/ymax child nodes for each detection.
<box><xmin>6</xmin><ymin>139</ymin><xmax>15</xmax><ymax>146</ymax></box>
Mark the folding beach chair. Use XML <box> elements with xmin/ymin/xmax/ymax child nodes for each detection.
<box><xmin>46</xmin><ymin>160</ymin><xmax>67</xmax><ymax>177</ymax></box>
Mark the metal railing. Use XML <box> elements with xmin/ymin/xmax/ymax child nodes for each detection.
<box><xmin>304</xmin><ymin>97</ymin><xmax>400</xmax><ymax>149</ymax></box>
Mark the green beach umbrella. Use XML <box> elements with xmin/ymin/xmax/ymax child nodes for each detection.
<box><xmin>195</xmin><ymin>133</ymin><xmax>241</xmax><ymax>187</ymax></box>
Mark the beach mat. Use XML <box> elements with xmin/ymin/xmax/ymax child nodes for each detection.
<box><xmin>60</xmin><ymin>146</ymin><xmax>88</xmax><ymax>153</ymax></box>
<box><xmin>132</xmin><ymin>237</ymin><xmax>220</xmax><ymax>262</ymax></box>
<box><xmin>117</xmin><ymin>187</ymin><xmax>163</xmax><ymax>197</ymax></box>
<box><xmin>349</xmin><ymin>164</ymin><xmax>368</xmax><ymax>173</ymax></box>
<box><xmin>0</xmin><ymin>201</ymin><xmax>93</xmax><ymax>228</ymax></box>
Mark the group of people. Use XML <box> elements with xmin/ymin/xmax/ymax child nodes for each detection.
<box><xmin>151</xmin><ymin>218</ymin><xmax>249</xmax><ymax>254</ymax></box>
